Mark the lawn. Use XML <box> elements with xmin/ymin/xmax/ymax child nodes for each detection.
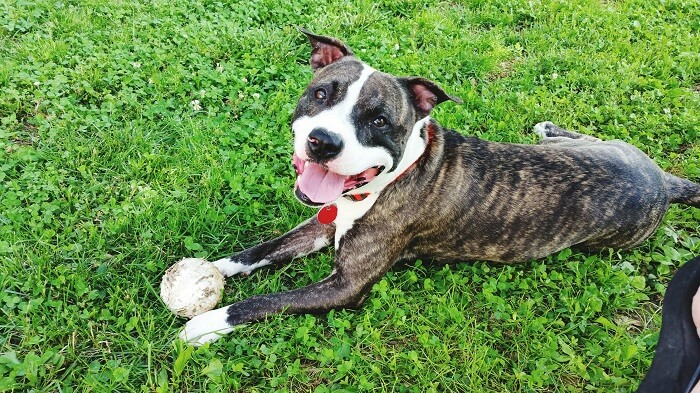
<box><xmin>1</xmin><ymin>0</ymin><xmax>699</xmax><ymax>391</ymax></box>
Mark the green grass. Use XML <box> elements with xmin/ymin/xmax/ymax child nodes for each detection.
<box><xmin>1</xmin><ymin>0</ymin><xmax>699</xmax><ymax>391</ymax></box>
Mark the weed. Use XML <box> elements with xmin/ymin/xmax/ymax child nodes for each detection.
<box><xmin>1</xmin><ymin>0</ymin><xmax>698</xmax><ymax>391</ymax></box>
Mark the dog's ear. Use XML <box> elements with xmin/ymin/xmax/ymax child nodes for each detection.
<box><xmin>299</xmin><ymin>27</ymin><xmax>354</xmax><ymax>70</ymax></box>
<box><xmin>401</xmin><ymin>77</ymin><xmax>462</xmax><ymax>117</ymax></box>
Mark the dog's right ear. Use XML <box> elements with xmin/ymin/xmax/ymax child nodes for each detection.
<box><xmin>298</xmin><ymin>27</ymin><xmax>354</xmax><ymax>70</ymax></box>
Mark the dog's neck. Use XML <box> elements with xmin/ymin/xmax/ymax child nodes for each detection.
<box><xmin>318</xmin><ymin>118</ymin><xmax>441</xmax><ymax>234</ymax></box>
<box><xmin>342</xmin><ymin>120</ymin><xmax>437</xmax><ymax>202</ymax></box>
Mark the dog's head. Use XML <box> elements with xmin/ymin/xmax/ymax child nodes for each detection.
<box><xmin>291</xmin><ymin>29</ymin><xmax>461</xmax><ymax>207</ymax></box>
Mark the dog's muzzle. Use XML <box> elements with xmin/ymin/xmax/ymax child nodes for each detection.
<box><xmin>292</xmin><ymin>154</ymin><xmax>384</xmax><ymax>206</ymax></box>
<box><xmin>306</xmin><ymin>128</ymin><xmax>343</xmax><ymax>161</ymax></box>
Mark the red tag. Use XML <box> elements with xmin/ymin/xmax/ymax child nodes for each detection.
<box><xmin>317</xmin><ymin>204</ymin><xmax>338</xmax><ymax>225</ymax></box>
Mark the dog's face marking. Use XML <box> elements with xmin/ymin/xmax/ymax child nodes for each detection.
<box><xmin>291</xmin><ymin>58</ymin><xmax>438</xmax><ymax>206</ymax></box>
<box><xmin>292</xmin><ymin>59</ymin><xmax>421</xmax><ymax>206</ymax></box>
<box><xmin>293</xmin><ymin>62</ymin><xmax>389</xmax><ymax>174</ymax></box>
<box><xmin>292</xmin><ymin>58</ymin><xmax>365</xmax><ymax>120</ymax></box>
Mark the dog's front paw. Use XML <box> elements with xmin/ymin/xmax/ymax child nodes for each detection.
<box><xmin>179</xmin><ymin>306</ymin><xmax>234</xmax><ymax>346</ymax></box>
<box><xmin>213</xmin><ymin>256</ymin><xmax>271</xmax><ymax>277</ymax></box>
<box><xmin>533</xmin><ymin>121</ymin><xmax>557</xmax><ymax>138</ymax></box>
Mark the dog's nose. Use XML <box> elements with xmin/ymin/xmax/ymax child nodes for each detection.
<box><xmin>307</xmin><ymin>128</ymin><xmax>343</xmax><ymax>160</ymax></box>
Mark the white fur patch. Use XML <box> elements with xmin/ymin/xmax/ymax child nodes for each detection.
<box><xmin>333</xmin><ymin>194</ymin><xmax>379</xmax><ymax>248</ymax></box>
<box><xmin>179</xmin><ymin>306</ymin><xmax>233</xmax><ymax>346</ymax></box>
<box><xmin>295</xmin><ymin>236</ymin><xmax>331</xmax><ymax>259</ymax></box>
<box><xmin>313</xmin><ymin>236</ymin><xmax>329</xmax><ymax>250</ymax></box>
<box><xmin>213</xmin><ymin>257</ymin><xmax>270</xmax><ymax>277</ymax></box>
<box><xmin>533</xmin><ymin>121</ymin><xmax>553</xmax><ymax>139</ymax></box>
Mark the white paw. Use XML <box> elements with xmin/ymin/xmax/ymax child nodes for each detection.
<box><xmin>213</xmin><ymin>257</ymin><xmax>270</xmax><ymax>277</ymax></box>
<box><xmin>533</xmin><ymin>121</ymin><xmax>555</xmax><ymax>139</ymax></box>
<box><xmin>179</xmin><ymin>306</ymin><xmax>234</xmax><ymax>346</ymax></box>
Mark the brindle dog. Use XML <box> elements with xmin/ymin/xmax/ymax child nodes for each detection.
<box><xmin>180</xmin><ymin>29</ymin><xmax>700</xmax><ymax>345</ymax></box>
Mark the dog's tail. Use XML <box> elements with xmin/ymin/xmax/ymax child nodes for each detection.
<box><xmin>664</xmin><ymin>173</ymin><xmax>700</xmax><ymax>208</ymax></box>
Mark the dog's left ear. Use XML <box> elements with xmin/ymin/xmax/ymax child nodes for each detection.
<box><xmin>401</xmin><ymin>77</ymin><xmax>462</xmax><ymax>117</ymax></box>
<box><xmin>299</xmin><ymin>27</ymin><xmax>354</xmax><ymax>70</ymax></box>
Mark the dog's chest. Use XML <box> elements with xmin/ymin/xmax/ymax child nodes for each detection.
<box><xmin>332</xmin><ymin>195</ymin><xmax>380</xmax><ymax>248</ymax></box>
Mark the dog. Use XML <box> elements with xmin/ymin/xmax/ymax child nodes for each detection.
<box><xmin>180</xmin><ymin>29</ymin><xmax>700</xmax><ymax>345</ymax></box>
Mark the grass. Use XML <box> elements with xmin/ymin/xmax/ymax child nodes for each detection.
<box><xmin>1</xmin><ymin>0</ymin><xmax>699</xmax><ymax>391</ymax></box>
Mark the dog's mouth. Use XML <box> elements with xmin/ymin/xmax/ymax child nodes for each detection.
<box><xmin>292</xmin><ymin>154</ymin><xmax>384</xmax><ymax>206</ymax></box>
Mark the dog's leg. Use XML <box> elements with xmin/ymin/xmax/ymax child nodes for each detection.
<box><xmin>664</xmin><ymin>173</ymin><xmax>700</xmax><ymax>208</ymax></box>
<box><xmin>213</xmin><ymin>216</ymin><xmax>335</xmax><ymax>277</ymax></box>
<box><xmin>534</xmin><ymin>121</ymin><xmax>601</xmax><ymax>143</ymax></box>
<box><xmin>181</xmin><ymin>226</ymin><xmax>406</xmax><ymax>345</ymax></box>
<box><xmin>180</xmin><ymin>271</ymin><xmax>363</xmax><ymax>345</ymax></box>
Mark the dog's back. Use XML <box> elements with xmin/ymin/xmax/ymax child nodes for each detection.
<box><xmin>394</xmin><ymin>127</ymin><xmax>688</xmax><ymax>263</ymax></box>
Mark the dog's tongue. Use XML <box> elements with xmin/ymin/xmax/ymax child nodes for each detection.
<box><xmin>297</xmin><ymin>161</ymin><xmax>345</xmax><ymax>204</ymax></box>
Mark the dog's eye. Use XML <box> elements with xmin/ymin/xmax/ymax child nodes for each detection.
<box><xmin>372</xmin><ymin>116</ymin><xmax>388</xmax><ymax>128</ymax></box>
<box><xmin>314</xmin><ymin>88</ymin><xmax>327</xmax><ymax>101</ymax></box>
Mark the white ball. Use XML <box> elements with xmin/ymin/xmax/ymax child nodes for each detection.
<box><xmin>160</xmin><ymin>258</ymin><xmax>225</xmax><ymax>318</ymax></box>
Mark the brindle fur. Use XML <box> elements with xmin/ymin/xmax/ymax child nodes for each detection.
<box><xmin>180</xmin><ymin>30</ymin><xmax>700</xmax><ymax>345</ymax></box>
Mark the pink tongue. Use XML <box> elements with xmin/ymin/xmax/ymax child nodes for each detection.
<box><xmin>297</xmin><ymin>161</ymin><xmax>346</xmax><ymax>204</ymax></box>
